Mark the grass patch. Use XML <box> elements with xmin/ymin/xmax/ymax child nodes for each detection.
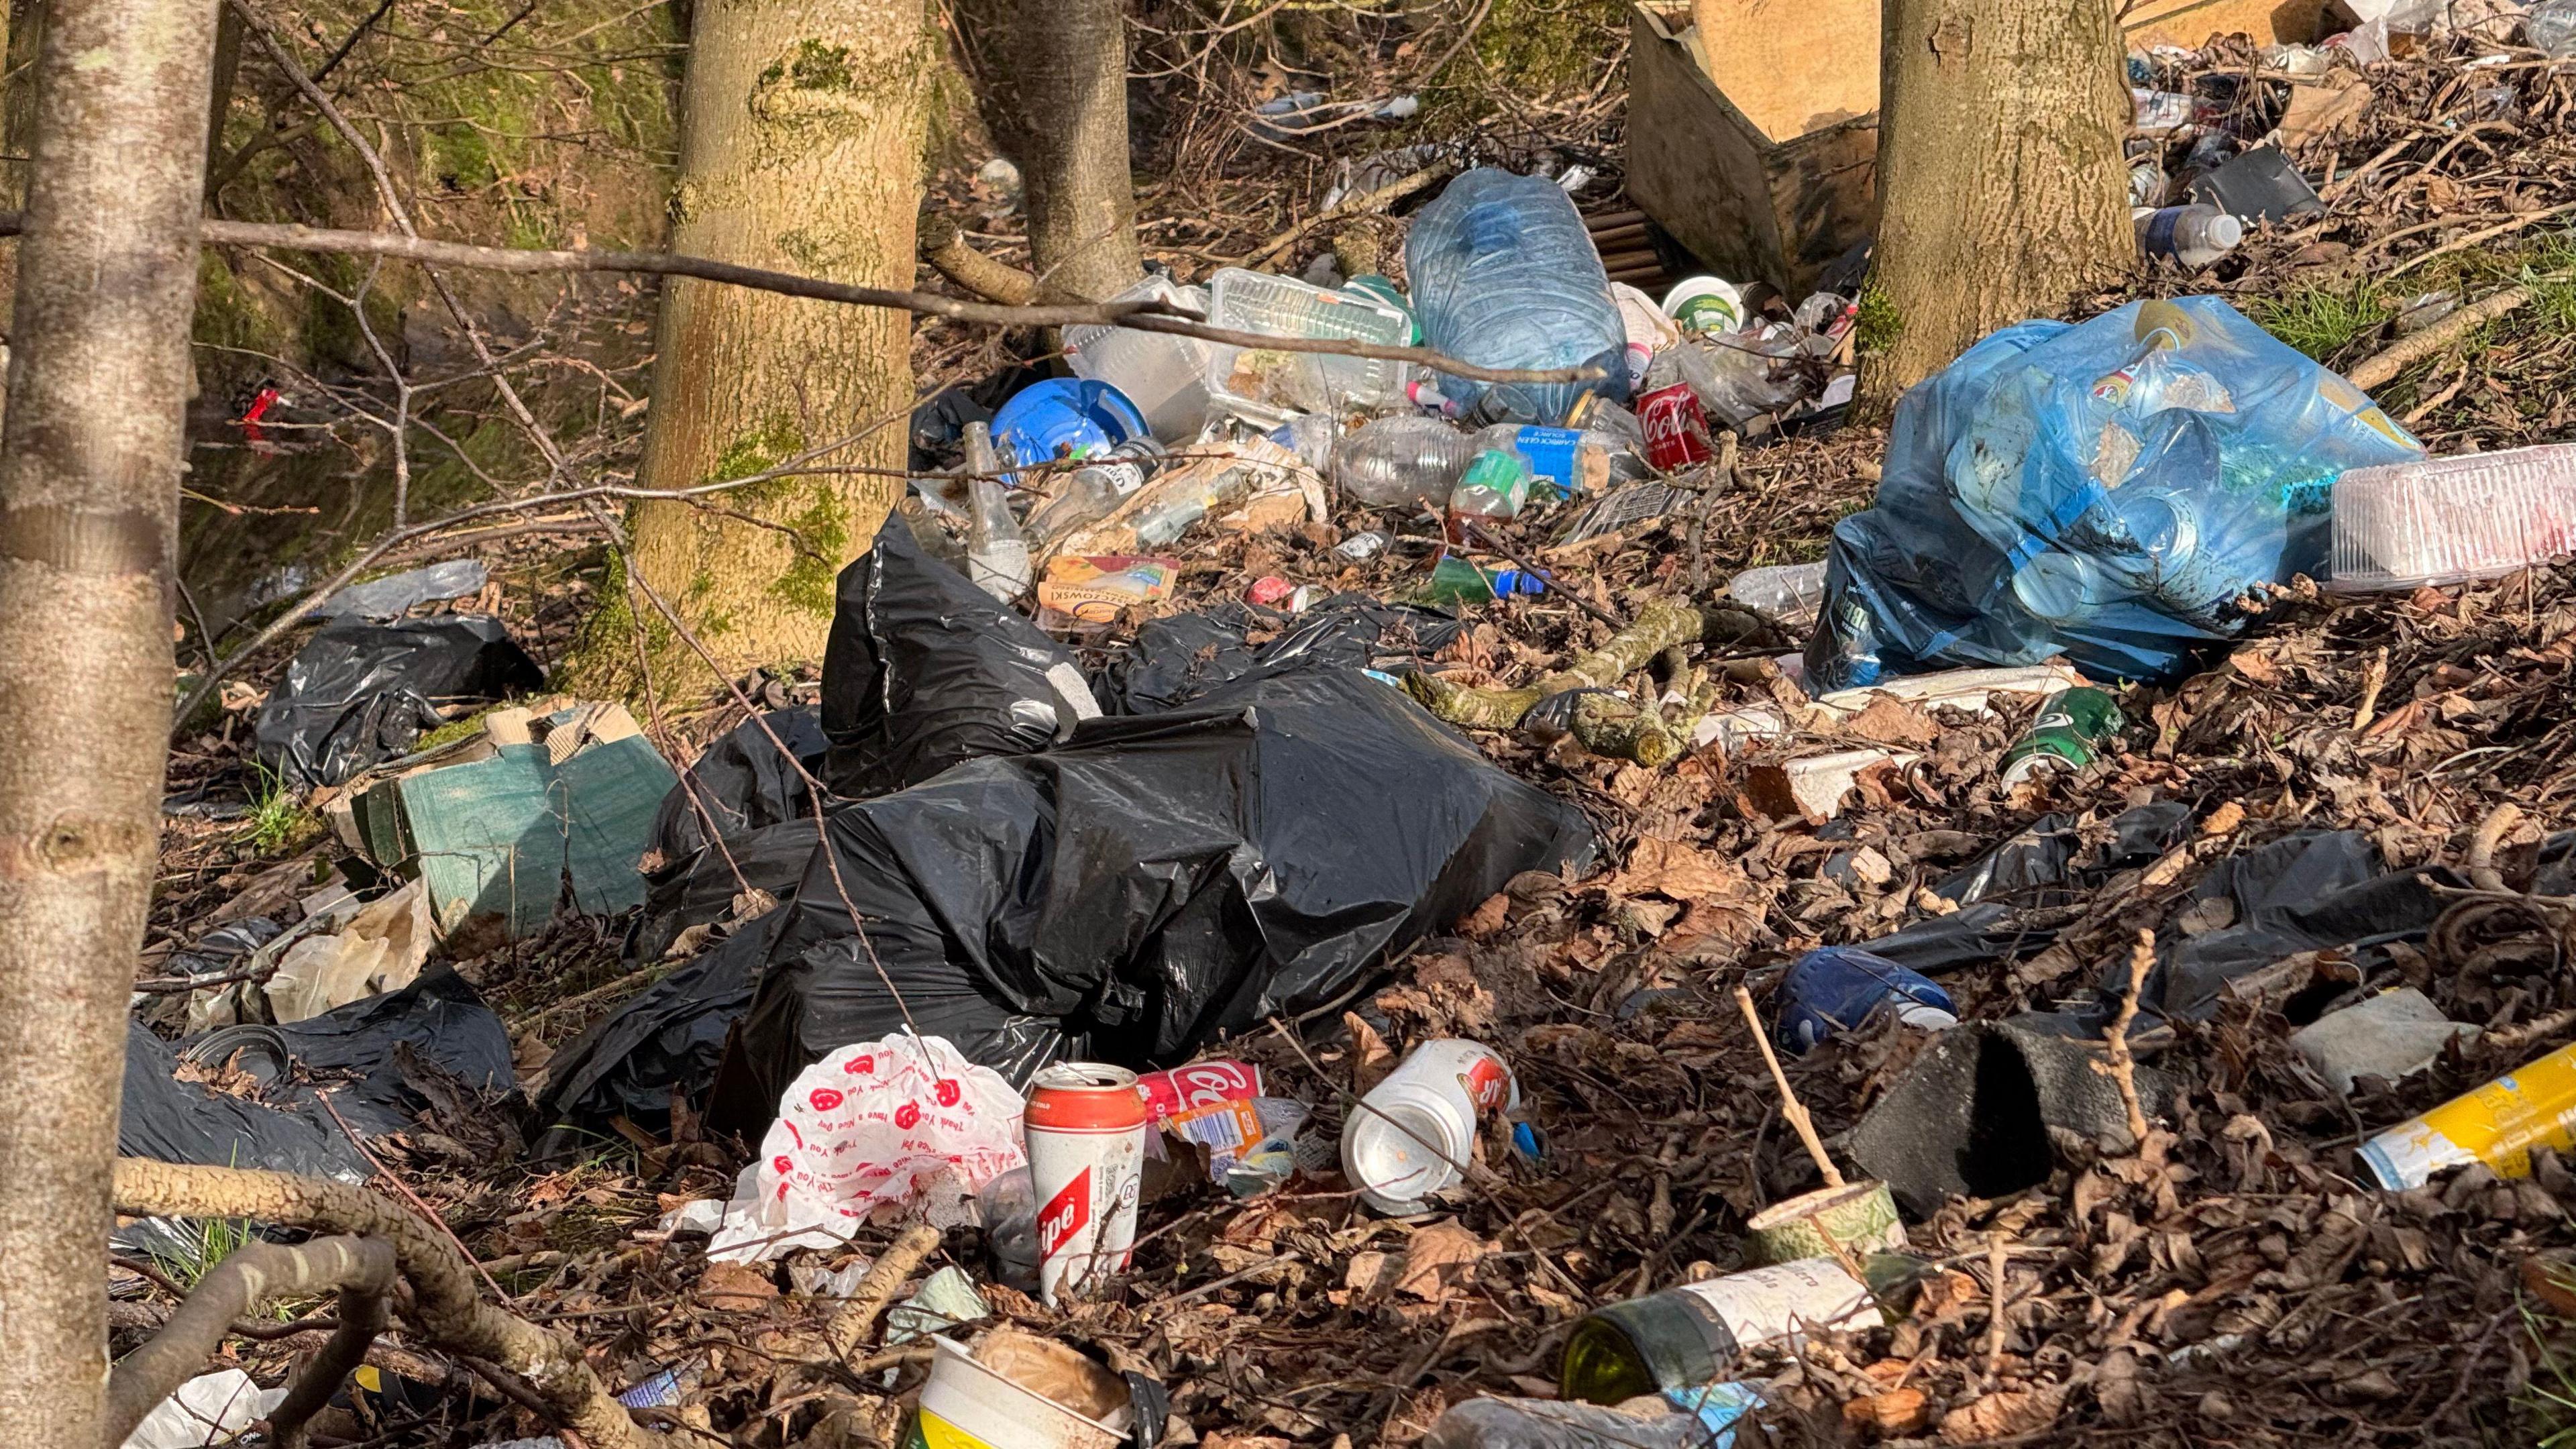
<box><xmin>244</xmin><ymin>765</ymin><xmax>321</xmax><ymax>855</ymax></box>
<box><xmin>166</xmin><ymin>1216</ymin><xmax>256</xmax><ymax>1292</ymax></box>
<box><xmin>2250</xmin><ymin>284</ymin><xmax>2392</xmax><ymax>362</ymax></box>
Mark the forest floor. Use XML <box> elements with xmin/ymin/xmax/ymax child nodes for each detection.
<box><xmin>128</xmin><ymin>30</ymin><xmax>2576</xmax><ymax>1449</ymax></box>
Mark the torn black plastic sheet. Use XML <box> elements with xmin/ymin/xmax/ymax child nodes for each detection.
<box><xmin>252</xmin><ymin>615</ymin><xmax>546</xmax><ymax>790</ymax></box>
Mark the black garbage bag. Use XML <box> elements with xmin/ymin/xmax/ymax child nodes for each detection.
<box><xmin>535</xmin><ymin>910</ymin><xmax>787</xmax><ymax>1148</ymax></box>
<box><xmin>648</xmin><ymin>706</ymin><xmax>830</xmax><ymax>862</ymax></box>
<box><xmin>707</xmin><ymin>667</ymin><xmax>1595</xmax><ymax>1134</ymax></box>
<box><xmin>1097</xmin><ymin>596</ymin><xmax>1464</xmax><ymax>715</ymax></box>
<box><xmin>119</xmin><ymin>967</ymin><xmax>515</xmax><ymax>1181</ymax></box>
<box><xmin>635</xmin><ymin>814</ymin><xmax>826</xmax><ymax>963</ymax></box>
<box><xmin>1860</xmin><ymin>804</ymin><xmax>2192</xmax><ymax>976</ymax></box>
<box><xmin>820</xmin><ymin>515</ymin><xmax>1093</xmax><ymax>798</ymax></box>
<box><xmin>254</xmin><ymin>616</ymin><xmax>545</xmax><ymax>790</ymax></box>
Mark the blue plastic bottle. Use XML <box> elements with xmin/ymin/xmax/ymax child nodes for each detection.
<box><xmin>1776</xmin><ymin>947</ymin><xmax>1957</xmax><ymax>1054</ymax></box>
<box><xmin>1405</xmin><ymin>169</ymin><xmax>1631</xmax><ymax>426</ymax></box>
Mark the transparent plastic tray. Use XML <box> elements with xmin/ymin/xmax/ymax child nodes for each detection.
<box><xmin>1063</xmin><ymin>276</ymin><xmax>1214</xmax><ymax>443</ymax></box>
<box><xmin>1203</xmin><ymin>267</ymin><xmax>1411</xmax><ymax>424</ymax></box>
<box><xmin>2329</xmin><ymin>443</ymin><xmax>2576</xmax><ymax>592</ymax></box>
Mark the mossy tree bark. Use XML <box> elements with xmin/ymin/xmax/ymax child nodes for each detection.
<box><xmin>1857</xmin><ymin>0</ymin><xmax>2131</xmax><ymax>415</ymax></box>
<box><xmin>621</xmin><ymin>0</ymin><xmax>931</xmax><ymax>688</ymax></box>
<box><xmin>0</xmin><ymin>0</ymin><xmax>217</xmax><ymax>1434</ymax></box>
<box><xmin>996</xmin><ymin>0</ymin><xmax>1139</xmax><ymax>301</ymax></box>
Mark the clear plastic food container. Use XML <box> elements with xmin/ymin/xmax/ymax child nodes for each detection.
<box><xmin>1202</xmin><ymin>267</ymin><xmax>1411</xmax><ymax>424</ymax></box>
<box><xmin>1062</xmin><ymin>276</ymin><xmax>1215</xmax><ymax>444</ymax></box>
<box><xmin>2329</xmin><ymin>443</ymin><xmax>2576</xmax><ymax>592</ymax></box>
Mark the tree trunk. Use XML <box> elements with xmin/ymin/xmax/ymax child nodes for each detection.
<box><xmin>1858</xmin><ymin>0</ymin><xmax>2130</xmax><ymax>415</ymax></box>
<box><xmin>0</xmin><ymin>0</ymin><xmax>217</xmax><ymax>1440</ymax></box>
<box><xmin>619</xmin><ymin>0</ymin><xmax>932</xmax><ymax>688</ymax></box>
<box><xmin>1004</xmin><ymin>0</ymin><xmax>1138</xmax><ymax>302</ymax></box>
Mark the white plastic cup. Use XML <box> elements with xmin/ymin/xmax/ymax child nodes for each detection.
<box><xmin>1024</xmin><ymin>1062</ymin><xmax>1148</xmax><ymax>1306</ymax></box>
<box><xmin>1340</xmin><ymin>1039</ymin><xmax>1517</xmax><ymax>1214</ymax></box>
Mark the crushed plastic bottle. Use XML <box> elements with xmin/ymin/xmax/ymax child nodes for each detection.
<box><xmin>1424</xmin><ymin>1385</ymin><xmax>1762</xmax><ymax>1449</ymax></box>
<box><xmin>1333</xmin><ymin>415</ymin><xmax>1479</xmax><ymax>509</ymax></box>
<box><xmin>961</xmin><ymin>421</ymin><xmax>1030</xmax><ymax>602</ymax></box>
<box><xmin>1668</xmin><ymin>331</ymin><xmax>1817</xmax><ymax>429</ymax></box>
<box><xmin>1405</xmin><ymin>168</ymin><xmax>1631</xmax><ymax>425</ymax></box>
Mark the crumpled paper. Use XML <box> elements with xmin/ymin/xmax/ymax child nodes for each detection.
<box><xmin>696</xmin><ymin>1034</ymin><xmax>1025</xmax><ymax>1263</ymax></box>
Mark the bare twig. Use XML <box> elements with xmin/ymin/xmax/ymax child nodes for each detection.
<box><xmin>2100</xmin><ymin>932</ymin><xmax>2153</xmax><ymax>1146</ymax></box>
<box><xmin>2469</xmin><ymin>802</ymin><xmax>2525</xmax><ymax>894</ymax></box>
<box><xmin>2347</xmin><ymin>284</ymin><xmax>2534</xmax><ymax>390</ymax></box>
<box><xmin>1733</xmin><ymin>984</ymin><xmax>1843</xmax><ymax>1188</ymax></box>
<box><xmin>822</xmin><ymin>1224</ymin><xmax>944</xmax><ymax>1370</ymax></box>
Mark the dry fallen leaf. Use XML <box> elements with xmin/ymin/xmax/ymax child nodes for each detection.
<box><xmin>1391</xmin><ymin>1220</ymin><xmax>1493</xmax><ymax>1302</ymax></box>
<box><xmin>696</xmin><ymin>1261</ymin><xmax>778</xmax><ymax>1311</ymax></box>
<box><xmin>1606</xmin><ymin>835</ymin><xmax>1750</xmax><ymax>904</ymax></box>
<box><xmin>1842</xmin><ymin>694</ymin><xmax>1939</xmax><ymax>747</ymax></box>
<box><xmin>1846</xmin><ymin>1387</ymin><xmax>1933</xmax><ymax>1436</ymax></box>
<box><xmin>1938</xmin><ymin>1385</ymin><xmax>2065</xmax><ymax>1444</ymax></box>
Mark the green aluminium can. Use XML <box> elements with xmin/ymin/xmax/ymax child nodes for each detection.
<box><xmin>1998</xmin><ymin>686</ymin><xmax>2124</xmax><ymax>786</ymax></box>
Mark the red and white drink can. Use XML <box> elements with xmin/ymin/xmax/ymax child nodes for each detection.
<box><xmin>1134</xmin><ymin>1059</ymin><xmax>1264</xmax><ymax>1124</ymax></box>
<box><xmin>1638</xmin><ymin>381</ymin><xmax>1715</xmax><ymax>471</ymax></box>
<box><xmin>1025</xmin><ymin>1062</ymin><xmax>1148</xmax><ymax>1305</ymax></box>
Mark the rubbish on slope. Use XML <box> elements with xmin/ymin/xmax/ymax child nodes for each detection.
<box><xmin>820</xmin><ymin>515</ymin><xmax>1096</xmax><ymax>798</ymax></box>
<box><xmin>1026</xmin><ymin>1061</ymin><xmax>1150</xmax><ymax>1304</ymax></box>
<box><xmin>1203</xmin><ymin>267</ymin><xmax>1412</xmax><ymax>422</ymax></box>
<box><xmin>121</xmin><ymin>1370</ymin><xmax>287</xmax><ymax>1449</ymax></box>
<box><xmin>1424</xmin><ymin>1384</ymin><xmax>1763</xmax><ymax>1449</ymax></box>
<box><xmin>1662</xmin><ymin>274</ymin><xmax>1744</xmax><ymax>335</ymax></box>
<box><xmin>1062</xmin><ymin>274</ymin><xmax>1216</xmax><ymax>441</ymax></box>
<box><xmin>708</xmin><ymin>667</ymin><xmax>1591</xmax><ymax>1122</ymax></box>
<box><xmin>963</xmin><ymin>419</ymin><xmax>1032</xmax><ymax>602</ymax></box>
<box><xmin>1093</xmin><ymin>595</ymin><xmax>1460</xmax><ymax>715</ymax></box>
<box><xmin>1807</xmin><ymin>297</ymin><xmax>2423</xmax><ymax>690</ymax></box>
<box><xmin>315</xmin><ymin>558</ymin><xmax>489</xmax><ymax>621</ymax></box>
<box><xmin>1774</xmin><ymin>945</ymin><xmax>1957</xmax><ymax>1054</ymax></box>
<box><xmin>2358</xmin><ymin>1036</ymin><xmax>2576</xmax><ymax>1190</ymax></box>
<box><xmin>1996</xmin><ymin>685</ymin><xmax>2126</xmax><ymax>786</ymax></box>
<box><xmin>122</xmin><ymin>968</ymin><xmax>513</xmax><ymax>1182</ymax></box>
<box><xmin>1057</xmin><ymin>437</ymin><xmax>1320</xmax><ymax>556</ymax></box>
<box><xmin>533</xmin><ymin>910</ymin><xmax>784</xmax><ymax>1147</ymax></box>
<box><xmin>1336</xmin><ymin>415</ymin><xmax>1480</xmax><ymax>508</ymax></box>
<box><xmin>264</xmin><ymin>877</ymin><xmax>433</xmax><ymax>1022</ymax></box>
<box><xmin>883</xmin><ymin>1265</ymin><xmax>991</xmax><ymax>1345</ymax></box>
<box><xmin>1341</xmin><ymin>1038</ymin><xmax>1516</xmax><ymax>1214</ymax></box>
<box><xmin>1847</xmin><ymin>1022</ymin><xmax>2171</xmax><ymax>1214</ymax></box>
<box><xmin>1743</xmin><ymin>1179</ymin><xmax>1908</xmax><ymax>1265</ymax></box>
<box><xmin>2327</xmin><ymin>442</ymin><xmax>2576</xmax><ymax>592</ymax></box>
<box><xmin>910</xmin><ymin>1330</ymin><xmax>1133</xmax><ymax>1449</ymax></box>
<box><xmin>708</xmin><ymin>1034</ymin><xmax>1024</xmax><ymax>1263</ymax></box>
<box><xmin>1406</xmin><ymin>168</ymin><xmax>1629</xmax><ymax>425</ymax></box>
<box><xmin>1633</xmin><ymin>364</ymin><xmax>1715</xmax><ymax>471</ymax></box>
<box><xmin>2290</xmin><ymin>987</ymin><xmax>2477</xmax><ymax>1097</ymax></box>
<box><xmin>1136</xmin><ymin>1060</ymin><xmax>1265</xmax><ymax>1120</ymax></box>
<box><xmin>1560</xmin><ymin>1255</ymin><xmax>1919</xmax><ymax>1402</ymax></box>
<box><xmin>254</xmin><ymin>615</ymin><xmax>544</xmax><ymax>790</ymax></box>
<box><xmin>1725</xmin><ymin>561</ymin><xmax>1827</xmax><ymax>629</ymax></box>
<box><xmin>2188</xmin><ymin>143</ymin><xmax>2324</xmax><ymax>221</ymax></box>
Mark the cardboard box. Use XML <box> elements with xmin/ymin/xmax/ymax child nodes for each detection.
<box><xmin>1627</xmin><ymin>0</ymin><xmax>2328</xmax><ymax>293</ymax></box>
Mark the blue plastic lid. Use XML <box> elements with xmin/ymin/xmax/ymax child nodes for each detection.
<box><xmin>989</xmin><ymin>378</ymin><xmax>1150</xmax><ymax>483</ymax></box>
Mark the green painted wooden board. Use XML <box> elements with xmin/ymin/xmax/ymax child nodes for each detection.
<box><xmin>394</xmin><ymin>736</ymin><xmax>676</xmax><ymax>938</ymax></box>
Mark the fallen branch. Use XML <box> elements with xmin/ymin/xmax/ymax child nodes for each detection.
<box><xmin>2346</xmin><ymin>284</ymin><xmax>2533</xmax><ymax>391</ymax></box>
<box><xmin>824</xmin><ymin>1223</ymin><xmax>944</xmax><ymax>1370</ymax></box>
<box><xmin>113</xmin><ymin>1159</ymin><xmax>676</xmax><ymax>1449</ymax></box>
<box><xmin>0</xmin><ymin>212</ymin><xmax>1597</xmax><ymax>388</ymax></box>
<box><xmin>918</xmin><ymin>213</ymin><xmax>1045</xmax><ymax>307</ymax></box>
<box><xmin>2099</xmin><ymin>932</ymin><xmax>2154</xmax><ymax>1146</ymax></box>
<box><xmin>105</xmin><ymin>1234</ymin><xmax>394</xmax><ymax>1449</ymax></box>
<box><xmin>1233</xmin><ymin>161</ymin><xmax>1456</xmax><ymax>271</ymax></box>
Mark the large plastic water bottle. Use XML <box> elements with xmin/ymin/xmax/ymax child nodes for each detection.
<box><xmin>1332</xmin><ymin>415</ymin><xmax>1479</xmax><ymax>508</ymax></box>
<box><xmin>2135</xmin><ymin>205</ymin><xmax>2243</xmax><ymax>268</ymax></box>
<box><xmin>1405</xmin><ymin>168</ymin><xmax>1630</xmax><ymax>426</ymax></box>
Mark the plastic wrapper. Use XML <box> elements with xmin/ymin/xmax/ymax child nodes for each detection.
<box><xmin>706</xmin><ymin>668</ymin><xmax>1594</xmax><ymax>1131</ymax></box>
<box><xmin>821</xmin><ymin>515</ymin><xmax>1099</xmax><ymax>798</ymax></box>
<box><xmin>253</xmin><ymin>616</ymin><xmax>545</xmax><ymax>790</ymax></box>
<box><xmin>1807</xmin><ymin>298</ymin><xmax>2423</xmax><ymax>690</ymax></box>
<box><xmin>707</xmin><ymin>1034</ymin><xmax>1026</xmax><ymax>1263</ymax></box>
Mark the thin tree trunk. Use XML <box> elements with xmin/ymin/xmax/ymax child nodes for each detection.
<box><xmin>1858</xmin><ymin>0</ymin><xmax>2130</xmax><ymax>415</ymax></box>
<box><xmin>619</xmin><ymin>0</ymin><xmax>932</xmax><ymax>687</ymax></box>
<box><xmin>1006</xmin><ymin>0</ymin><xmax>1138</xmax><ymax>302</ymax></box>
<box><xmin>0</xmin><ymin>0</ymin><xmax>218</xmax><ymax>1440</ymax></box>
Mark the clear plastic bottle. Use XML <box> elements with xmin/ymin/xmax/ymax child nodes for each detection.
<box><xmin>1404</xmin><ymin>168</ymin><xmax>1631</xmax><ymax>425</ymax></box>
<box><xmin>1332</xmin><ymin>415</ymin><xmax>1479</xmax><ymax>508</ymax></box>
<box><xmin>961</xmin><ymin>421</ymin><xmax>1030</xmax><ymax>600</ymax></box>
<box><xmin>1668</xmin><ymin>333</ymin><xmax>1812</xmax><ymax>429</ymax></box>
<box><xmin>1423</xmin><ymin>1389</ymin><xmax>1758</xmax><ymax>1449</ymax></box>
<box><xmin>2134</xmin><ymin>204</ymin><xmax>2245</xmax><ymax>268</ymax></box>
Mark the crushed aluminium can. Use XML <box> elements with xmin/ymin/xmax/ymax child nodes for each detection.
<box><xmin>2358</xmin><ymin>1038</ymin><xmax>2576</xmax><ymax>1189</ymax></box>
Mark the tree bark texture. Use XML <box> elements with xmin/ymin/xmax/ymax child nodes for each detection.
<box><xmin>1000</xmin><ymin>0</ymin><xmax>1139</xmax><ymax>301</ymax></box>
<box><xmin>1859</xmin><ymin>0</ymin><xmax>2130</xmax><ymax>413</ymax></box>
<box><xmin>625</xmin><ymin>0</ymin><xmax>931</xmax><ymax>685</ymax></box>
<box><xmin>0</xmin><ymin>0</ymin><xmax>217</xmax><ymax>1438</ymax></box>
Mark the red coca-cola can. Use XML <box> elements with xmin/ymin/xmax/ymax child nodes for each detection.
<box><xmin>1638</xmin><ymin>382</ymin><xmax>1715</xmax><ymax>471</ymax></box>
<box><xmin>1024</xmin><ymin>1063</ymin><xmax>1148</xmax><ymax>1305</ymax></box>
<box><xmin>1133</xmin><ymin>1059</ymin><xmax>1264</xmax><ymax>1123</ymax></box>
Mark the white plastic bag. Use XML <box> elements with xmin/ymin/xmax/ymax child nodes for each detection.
<box><xmin>706</xmin><ymin>1034</ymin><xmax>1026</xmax><ymax>1263</ymax></box>
<box><xmin>122</xmin><ymin>1370</ymin><xmax>286</xmax><ymax>1449</ymax></box>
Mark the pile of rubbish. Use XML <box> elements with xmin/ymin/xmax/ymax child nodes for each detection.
<box><xmin>114</xmin><ymin>36</ymin><xmax>2576</xmax><ymax>1449</ymax></box>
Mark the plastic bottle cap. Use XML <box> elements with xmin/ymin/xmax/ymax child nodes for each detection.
<box><xmin>2206</xmin><ymin>212</ymin><xmax>2245</xmax><ymax>249</ymax></box>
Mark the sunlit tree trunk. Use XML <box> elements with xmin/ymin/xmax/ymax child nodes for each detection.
<box><xmin>1858</xmin><ymin>0</ymin><xmax>2131</xmax><ymax>414</ymax></box>
<box><xmin>1002</xmin><ymin>0</ymin><xmax>1138</xmax><ymax>301</ymax></box>
<box><xmin>620</xmin><ymin>0</ymin><xmax>932</xmax><ymax>687</ymax></box>
<box><xmin>0</xmin><ymin>0</ymin><xmax>219</xmax><ymax>1437</ymax></box>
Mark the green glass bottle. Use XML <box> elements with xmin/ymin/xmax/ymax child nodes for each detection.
<box><xmin>1560</xmin><ymin>1254</ymin><xmax>1929</xmax><ymax>1404</ymax></box>
<box><xmin>1998</xmin><ymin>686</ymin><xmax>2123</xmax><ymax>786</ymax></box>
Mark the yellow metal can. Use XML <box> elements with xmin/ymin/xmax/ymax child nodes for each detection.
<box><xmin>2358</xmin><ymin>1040</ymin><xmax>2576</xmax><ymax>1189</ymax></box>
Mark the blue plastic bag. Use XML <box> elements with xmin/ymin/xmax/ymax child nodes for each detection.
<box><xmin>1807</xmin><ymin>298</ymin><xmax>2421</xmax><ymax>689</ymax></box>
